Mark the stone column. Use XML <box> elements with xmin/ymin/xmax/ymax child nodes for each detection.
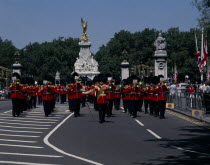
<box><xmin>121</xmin><ymin>60</ymin><xmax>130</xmax><ymax>80</ymax></box>
<box><xmin>154</xmin><ymin>33</ymin><xmax>168</xmax><ymax>80</ymax></box>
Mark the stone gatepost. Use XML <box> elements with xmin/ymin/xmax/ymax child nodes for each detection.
<box><xmin>154</xmin><ymin>33</ymin><xmax>168</xmax><ymax>80</ymax></box>
<box><xmin>121</xmin><ymin>60</ymin><xmax>130</xmax><ymax>80</ymax></box>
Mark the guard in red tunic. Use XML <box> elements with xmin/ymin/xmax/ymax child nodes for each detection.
<box><xmin>143</xmin><ymin>85</ymin><xmax>150</xmax><ymax>114</ymax></box>
<box><xmin>71</xmin><ymin>77</ymin><xmax>82</xmax><ymax>117</ymax></box>
<box><xmin>60</xmin><ymin>84</ymin><xmax>67</xmax><ymax>104</ymax></box>
<box><xmin>67</xmin><ymin>82</ymin><xmax>74</xmax><ymax>112</ymax></box>
<box><xmin>84</xmin><ymin>76</ymin><xmax>108</xmax><ymax>123</ymax></box>
<box><xmin>9</xmin><ymin>79</ymin><xmax>25</xmax><ymax>117</ymax></box>
<box><xmin>157</xmin><ymin>82</ymin><xmax>168</xmax><ymax>119</ymax></box>
<box><xmin>106</xmin><ymin>78</ymin><xmax>116</xmax><ymax>117</ymax></box>
<box><xmin>41</xmin><ymin>82</ymin><xmax>54</xmax><ymax>117</ymax></box>
<box><xmin>122</xmin><ymin>80</ymin><xmax>130</xmax><ymax>113</ymax></box>
<box><xmin>114</xmin><ymin>83</ymin><xmax>121</xmax><ymax>110</ymax></box>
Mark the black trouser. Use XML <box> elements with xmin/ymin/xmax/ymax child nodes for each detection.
<box><xmin>82</xmin><ymin>96</ymin><xmax>86</xmax><ymax>107</ymax></box>
<box><xmin>12</xmin><ymin>98</ymin><xmax>21</xmax><ymax>116</ymax></box>
<box><xmin>38</xmin><ymin>95</ymin><xmax>42</xmax><ymax>105</ymax></box>
<box><xmin>43</xmin><ymin>100</ymin><xmax>51</xmax><ymax>116</ymax></box>
<box><xmin>158</xmin><ymin>100</ymin><xmax>166</xmax><ymax>118</ymax></box>
<box><xmin>114</xmin><ymin>98</ymin><xmax>120</xmax><ymax>110</ymax></box>
<box><xmin>71</xmin><ymin>98</ymin><xmax>81</xmax><ymax>117</ymax></box>
<box><xmin>144</xmin><ymin>99</ymin><xmax>149</xmax><ymax>113</ymax></box>
<box><xmin>128</xmin><ymin>100</ymin><xmax>138</xmax><ymax>117</ymax></box>
<box><xmin>68</xmin><ymin>99</ymin><xmax>73</xmax><ymax>112</ymax></box>
<box><xmin>98</xmin><ymin>103</ymin><xmax>107</xmax><ymax>122</ymax></box>
<box><xmin>60</xmin><ymin>94</ymin><xmax>66</xmax><ymax>103</ymax></box>
<box><xmin>123</xmin><ymin>99</ymin><xmax>128</xmax><ymax>112</ymax></box>
<box><xmin>148</xmin><ymin>99</ymin><xmax>153</xmax><ymax>115</ymax></box>
<box><xmin>153</xmin><ymin>101</ymin><xmax>159</xmax><ymax>116</ymax></box>
<box><xmin>137</xmin><ymin>100</ymin><xmax>143</xmax><ymax>112</ymax></box>
<box><xmin>28</xmin><ymin>98</ymin><xmax>33</xmax><ymax>109</ymax></box>
<box><xmin>94</xmin><ymin>96</ymin><xmax>98</xmax><ymax>111</ymax></box>
<box><xmin>107</xmin><ymin>99</ymin><xmax>114</xmax><ymax>116</ymax></box>
<box><xmin>31</xmin><ymin>96</ymin><xmax>37</xmax><ymax>108</ymax></box>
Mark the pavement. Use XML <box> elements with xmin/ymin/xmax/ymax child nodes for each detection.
<box><xmin>168</xmin><ymin>107</ymin><xmax>210</xmax><ymax>124</ymax></box>
<box><xmin>0</xmin><ymin>101</ymin><xmax>210</xmax><ymax>165</ymax></box>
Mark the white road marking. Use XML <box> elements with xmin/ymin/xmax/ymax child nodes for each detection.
<box><xmin>0</xmin><ymin>116</ymin><xmax>59</xmax><ymax>121</ymax></box>
<box><xmin>0</xmin><ymin>144</ymin><xmax>43</xmax><ymax>148</ymax></box>
<box><xmin>0</xmin><ymin>139</ymin><xmax>37</xmax><ymax>143</ymax></box>
<box><xmin>3</xmin><ymin>110</ymin><xmax>12</xmax><ymax>114</ymax></box>
<box><xmin>0</xmin><ymin>125</ymin><xmax>49</xmax><ymax>130</ymax></box>
<box><xmin>171</xmin><ymin>146</ymin><xmax>210</xmax><ymax>156</ymax></box>
<box><xmin>135</xmin><ymin>119</ymin><xmax>144</xmax><ymax>126</ymax></box>
<box><xmin>0</xmin><ymin>133</ymin><xmax>39</xmax><ymax>138</ymax></box>
<box><xmin>44</xmin><ymin>113</ymin><xmax>104</xmax><ymax>165</ymax></box>
<box><xmin>0</xmin><ymin>161</ymin><xmax>59</xmax><ymax>165</ymax></box>
<box><xmin>0</xmin><ymin>118</ymin><xmax>56</xmax><ymax>124</ymax></box>
<box><xmin>0</xmin><ymin>128</ymin><xmax>42</xmax><ymax>133</ymax></box>
<box><xmin>0</xmin><ymin>121</ymin><xmax>51</xmax><ymax>127</ymax></box>
<box><xmin>146</xmin><ymin>129</ymin><xmax>162</xmax><ymax>139</ymax></box>
<box><xmin>0</xmin><ymin>152</ymin><xmax>63</xmax><ymax>158</ymax></box>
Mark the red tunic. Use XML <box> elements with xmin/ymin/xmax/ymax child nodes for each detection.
<box><xmin>97</xmin><ymin>85</ymin><xmax>108</xmax><ymax>104</ymax></box>
<box><xmin>41</xmin><ymin>86</ymin><xmax>54</xmax><ymax>101</ymax></box>
<box><xmin>9</xmin><ymin>83</ymin><xmax>24</xmax><ymax>99</ymax></box>
<box><xmin>157</xmin><ymin>85</ymin><xmax>168</xmax><ymax>101</ymax></box>
<box><xmin>71</xmin><ymin>83</ymin><xmax>82</xmax><ymax>99</ymax></box>
<box><xmin>106</xmin><ymin>84</ymin><xmax>115</xmax><ymax>100</ymax></box>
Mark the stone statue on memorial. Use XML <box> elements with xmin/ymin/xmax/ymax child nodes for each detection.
<box><xmin>81</xmin><ymin>18</ymin><xmax>89</xmax><ymax>42</ymax></box>
<box><xmin>154</xmin><ymin>33</ymin><xmax>166</xmax><ymax>50</ymax></box>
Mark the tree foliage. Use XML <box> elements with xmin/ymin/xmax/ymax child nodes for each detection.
<box><xmin>0</xmin><ymin>37</ymin><xmax>17</xmax><ymax>68</ymax></box>
<box><xmin>96</xmin><ymin>28</ymin><xmax>202</xmax><ymax>82</ymax></box>
<box><xmin>20</xmin><ymin>37</ymin><xmax>80</xmax><ymax>83</ymax></box>
<box><xmin>193</xmin><ymin>0</ymin><xmax>210</xmax><ymax>29</ymax></box>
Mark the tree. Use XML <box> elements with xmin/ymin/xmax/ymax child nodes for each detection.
<box><xmin>193</xmin><ymin>0</ymin><xmax>210</xmax><ymax>29</ymax></box>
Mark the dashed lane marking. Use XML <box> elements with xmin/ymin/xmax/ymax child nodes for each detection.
<box><xmin>0</xmin><ymin>144</ymin><xmax>43</xmax><ymax>149</ymax></box>
<box><xmin>0</xmin><ymin>121</ymin><xmax>52</xmax><ymax>127</ymax></box>
<box><xmin>0</xmin><ymin>139</ymin><xmax>37</xmax><ymax>143</ymax></box>
<box><xmin>44</xmin><ymin>113</ymin><xmax>104</xmax><ymax>165</ymax></box>
<box><xmin>0</xmin><ymin>133</ymin><xmax>39</xmax><ymax>138</ymax></box>
<box><xmin>0</xmin><ymin>152</ymin><xmax>63</xmax><ymax>158</ymax></box>
<box><xmin>0</xmin><ymin>125</ymin><xmax>49</xmax><ymax>130</ymax></box>
<box><xmin>171</xmin><ymin>146</ymin><xmax>210</xmax><ymax>156</ymax></box>
<box><xmin>0</xmin><ymin>128</ymin><xmax>42</xmax><ymax>134</ymax></box>
<box><xmin>0</xmin><ymin>161</ymin><xmax>59</xmax><ymax>165</ymax></box>
<box><xmin>0</xmin><ymin>118</ymin><xmax>56</xmax><ymax>124</ymax></box>
<box><xmin>135</xmin><ymin>119</ymin><xmax>144</xmax><ymax>126</ymax></box>
<box><xmin>146</xmin><ymin>129</ymin><xmax>162</xmax><ymax>139</ymax></box>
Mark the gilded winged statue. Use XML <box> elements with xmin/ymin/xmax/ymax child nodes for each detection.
<box><xmin>81</xmin><ymin>18</ymin><xmax>88</xmax><ymax>42</ymax></box>
<box><xmin>81</xmin><ymin>18</ymin><xmax>87</xmax><ymax>34</ymax></box>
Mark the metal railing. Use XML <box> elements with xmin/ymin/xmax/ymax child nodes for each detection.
<box><xmin>166</xmin><ymin>89</ymin><xmax>208</xmax><ymax>113</ymax></box>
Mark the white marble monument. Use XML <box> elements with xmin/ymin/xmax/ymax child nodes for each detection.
<box><xmin>73</xmin><ymin>18</ymin><xmax>100</xmax><ymax>80</ymax></box>
<box><xmin>154</xmin><ymin>33</ymin><xmax>168</xmax><ymax>80</ymax></box>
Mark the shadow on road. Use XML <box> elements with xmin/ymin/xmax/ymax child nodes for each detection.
<box><xmin>141</xmin><ymin>126</ymin><xmax>210</xmax><ymax>165</ymax></box>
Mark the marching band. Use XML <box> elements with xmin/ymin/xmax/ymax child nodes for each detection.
<box><xmin>9</xmin><ymin>74</ymin><xmax>168</xmax><ymax>123</ymax></box>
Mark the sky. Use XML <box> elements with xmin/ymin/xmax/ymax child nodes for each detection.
<box><xmin>0</xmin><ymin>0</ymin><xmax>200</xmax><ymax>53</ymax></box>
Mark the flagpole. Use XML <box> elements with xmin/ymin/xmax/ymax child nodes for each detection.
<box><xmin>201</xmin><ymin>28</ymin><xmax>204</xmax><ymax>82</ymax></box>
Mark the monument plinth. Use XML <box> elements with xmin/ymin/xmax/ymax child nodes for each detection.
<box><xmin>73</xmin><ymin>18</ymin><xmax>100</xmax><ymax>80</ymax></box>
<box><xmin>154</xmin><ymin>33</ymin><xmax>168</xmax><ymax>80</ymax></box>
